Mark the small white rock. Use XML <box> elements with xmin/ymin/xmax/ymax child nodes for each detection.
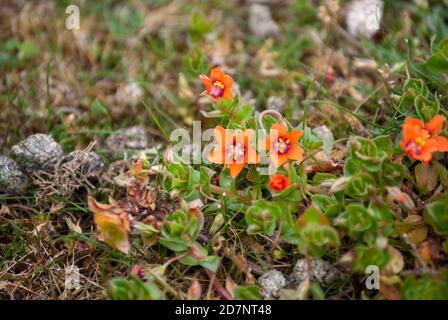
<box><xmin>258</xmin><ymin>269</ymin><xmax>287</xmax><ymax>298</ymax></box>
<box><xmin>11</xmin><ymin>134</ymin><xmax>64</xmax><ymax>174</ymax></box>
<box><xmin>105</xmin><ymin>126</ymin><xmax>149</xmax><ymax>151</ymax></box>
<box><xmin>249</xmin><ymin>4</ymin><xmax>280</xmax><ymax>38</ymax></box>
<box><xmin>292</xmin><ymin>258</ymin><xmax>341</xmax><ymax>286</ymax></box>
<box><xmin>116</xmin><ymin>81</ymin><xmax>143</xmax><ymax>104</ymax></box>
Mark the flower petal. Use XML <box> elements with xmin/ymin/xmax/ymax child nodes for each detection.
<box><xmin>287</xmin><ymin>144</ymin><xmax>304</xmax><ymax>162</ymax></box>
<box><xmin>209</xmin><ymin>147</ymin><xmax>225</xmax><ymax>164</ymax></box>
<box><xmin>228</xmin><ymin>163</ymin><xmax>244</xmax><ymax>178</ymax></box>
<box><xmin>210</xmin><ymin>66</ymin><xmax>225</xmax><ymax>82</ymax></box>
<box><xmin>413</xmin><ymin>139</ymin><xmax>438</xmax><ymax>163</ymax></box>
<box><xmin>432</xmin><ymin>136</ymin><xmax>448</xmax><ymax>152</ymax></box>
<box><xmin>286</xmin><ymin>130</ymin><xmax>303</xmax><ymax>145</ymax></box>
<box><xmin>223</xmin><ymin>74</ymin><xmax>233</xmax><ymax>88</ymax></box>
<box><xmin>245</xmin><ymin>146</ymin><xmax>259</xmax><ymax>164</ymax></box>
<box><xmin>222</xmin><ymin>88</ymin><xmax>233</xmax><ymax>100</ymax></box>
<box><xmin>425</xmin><ymin>114</ymin><xmax>445</xmax><ymax>135</ymax></box>
<box><xmin>413</xmin><ymin>150</ymin><xmax>433</xmax><ymax>164</ymax></box>
<box><xmin>402</xmin><ymin>120</ymin><xmax>428</xmax><ymax>142</ymax></box>
<box><xmin>235</xmin><ymin>129</ymin><xmax>254</xmax><ymax>148</ymax></box>
<box><xmin>270</xmin><ymin>123</ymin><xmax>287</xmax><ymax>137</ymax></box>
<box><xmin>214</xmin><ymin>125</ymin><xmax>233</xmax><ymax>146</ymax></box>
<box><xmin>404</xmin><ymin>117</ymin><xmax>424</xmax><ymax>130</ymax></box>
<box><xmin>258</xmin><ymin>137</ymin><xmax>271</xmax><ymax>151</ymax></box>
<box><xmin>272</xmin><ymin>153</ymin><xmax>288</xmax><ymax>168</ymax></box>
<box><xmin>199</xmin><ymin>74</ymin><xmax>211</xmax><ymax>92</ymax></box>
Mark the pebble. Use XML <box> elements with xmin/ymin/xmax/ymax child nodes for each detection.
<box><xmin>258</xmin><ymin>269</ymin><xmax>287</xmax><ymax>298</ymax></box>
<box><xmin>249</xmin><ymin>4</ymin><xmax>280</xmax><ymax>38</ymax></box>
<box><xmin>0</xmin><ymin>156</ymin><xmax>30</xmax><ymax>195</ymax></box>
<box><xmin>11</xmin><ymin>134</ymin><xmax>64</xmax><ymax>174</ymax></box>
<box><xmin>292</xmin><ymin>258</ymin><xmax>341</xmax><ymax>286</ymax></box>
<box><xmin>105</xmin><ymin>126</ymin><xmax>149</xmax><ymax>151</ymax></box>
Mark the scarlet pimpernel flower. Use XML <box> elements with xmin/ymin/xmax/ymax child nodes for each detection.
<box><xmin>259</xmin><ymin>122</ymin><xmax>304</xmax><ymax>168</ymax></box>
<box><xmin>401</xmin><ymin>114</ymin><xmax>448</xmax><ymax>164</ymax></box>
<box><xmin>269</xmin><ymin>174</ymin><xmax>290</xmax><ymax>191</ymax></box>
<box><xmin>199</xmin><ymin>66</ymin><xmax>233</xmax><ymax>102</ymax></box>
<box><xmin>208</xmin><ymin>126</ymin><xmax>259</xmax><ymax>178</ymax></box>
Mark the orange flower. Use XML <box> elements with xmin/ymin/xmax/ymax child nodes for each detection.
<box><xmin>401</xmin><ymin>114</ymin><xmax>448</xmax><ymax>164</ymax></box>
<box><xmin>199</xmin><ymin>66</ymin><xmax>233</xmax><ymax>102</ymax></box>
<box><xmin>209</xmin><ymin>126</ymin><xmax>259</xmax><ymax>178</ymax></box>
<box><xmin>259</xmin><ymin>122</ymin><xmax>304</xmax><ymax>168</ymax></box>
<box><xmin>269</xmin><ymin>174</ymin><xmax>290</xmax><ymax>191</ymax></box>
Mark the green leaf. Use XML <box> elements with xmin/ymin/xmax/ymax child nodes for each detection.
<box><xmin>423</xmin><ymin>196</ymin><xmax>448</xmax><ymax>236</ymax></box>
<box><xmin>234</xmin><ymin>285</ymin><xmax>262</xmax><ymax>300</ymax></box>
<box><xmin>231</xmin><ymin>103</ymin><xmax>254</xmax><ymax>125</ymax></box>
<box><xmin>310</xmin><ymin>282</ymin><xmax>325</xmax><ymax>300</ymax></box>
<box><xmin>296</xmin><ymin>208</ymin><xmax>340</xmax><ymax>256</ymax></box>
<box><xmin>179</xmin><ymin>243</ymin><xmax>220</xmax><ymax>272</ymax></box>
<box><xmin>311</xmin><ymin>194</ymin><xmax>341</xmax><ymax>218</ymax></box>
<box><xmin>311</xmin><ymin>173</ymin><xmax>337</xmax><ymax>185</ymax></box>
<box><xmin>183</xmin><ymin>48</ymin><xmax>208</xmax><ymax>77</ymax></box>
<box><xmin>401</xmin><ymin>272</ymin><xmax>448</xmax><ymax>300</ymax></box>
<box><xmin>373</xmin><ymin>135</ymin><xmax>393</xmax><ymax>157</ymax></box>
<box><xmin>426</xmin><ymin>41</ymin><xmax>448</xmax><ymax>74</ymax></box>
<box><xmin>415</xmin><ymin>163</ymin><xmax>438</xmax><ymax>195</ymax></box>
<box><xmin>434</xmin><ymin>162</ymin><xmax>448</xmax><ymax>191</ymax></box>
<box><xmin>345</xmin><ymin>204</ymin><xmax>375</xmax><ymax>239</ymax></box>
<box><xmin>159</xmin><ymin>209</ymin><xmax>203</xmax><ymax>252</ymax></box>
<box><xmin>188</xmin><ymin>12</ymin><xmax>212</xmax><ymax>42</ymax></box>
<box><xmin>245</xmin><ymin>200</ymin><xmax>281</xmax><ymax>235</ymax></box>
<box><xmin>106</xmin><ymin>276</ymin><xmax>164</xmax><ymax>300</ymax></box>
<box><xmin>312</xmin><ymin>126</ymin><xmax>334</xmax><ymax>155</ymax></box>
<box><xmin>18</xmin><ymin>41</ymin><xmax>39</xmax><ymax>61</ymax></box>
<box><xmin>353</xmin><ymin>244</ymin><xmax>389</xmax><ymax>272</ymax></box>
<box><xmin>415</xmin><ymin>94</ymin><xmax>440</xmax><ymax>123</ymax></box>
<box><xmin>219</xmin><ymin>168</ymin><xmax>235</xmax><ymax>190</ymax></box>
<box><xmin>344</xmin><ymin>173</ymin><xmax>375</xmax><ymax>198</ymax></box>
<box><xmin>381</xmin><ymin>161</ymin><xmax>404</xmax><ymax>186</ymax></box>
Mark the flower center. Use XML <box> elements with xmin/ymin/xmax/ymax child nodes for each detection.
<box><xmin>210</xmin><ymin>81</ymin><xmax>225</xmax><ymax>98</ymax></box>
<box><xmin>226</xmin><ymin>142</ymin><xmax>245</xmax><ymax>162</ymax></box>
<box><xmin>274</xmin><ymin>137</ymin><xmax>290</xmax><ymax>154</ymax></box>
<box><xmin>405</xmin><ymin>139</ymin><xmax>425</xmax><ymax>155</ymax></box>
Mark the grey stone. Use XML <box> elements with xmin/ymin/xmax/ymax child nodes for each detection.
<box><xmin>11</xmin><ymin>134</ymin><xmax>64</xmax><ymax>174</ymax></box>
<box><xmin>292</xmin><ymin>258</ymin><xmax>341</xmax><ymax>286</ymax></box>
<box><xmin>258</xmin><ymin>269</ymin><xmax>287</xmax><ymax>298</ymax></box>
<box><xmin>63</xmin><ymin>150</ymin><xmax>104</xmax><ymax>177</ymax></box>
<box><xmin>0</xmin><ymin>156</ymin><xmax>30</xmax><ymax>195</ymax></box>
<box><xmin>105</xmin><ymin>126</ymin><xmax>149</xmax><ymax>151</ymax></box>
<box><xmin>249</xmin><ymin>4</ymin><xmax>280</xmax><ymax>38</ymax></box>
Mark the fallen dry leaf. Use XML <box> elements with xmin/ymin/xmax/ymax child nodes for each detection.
<box><xmin>304</xmin><ymin>150</ymin><xmax>341</xmax><ymax>173</ymax></box>
<box><xmin>187</xmin><ymin>279</ymin><xmax>202</xmax><ymax>300</ymax></box>
<box><xmin>419</xmin><ymin>240</ymin><xmax>441</xmax><ymax>265</ymax></box>
<box><xmin>88</xmin><ymin>196</ymin><xmax>131</xmax><ymax>254</ymax></box>
<box><xmin>384</xmin><ymin>246</ymin><xmax>404</xmax><ymax>274</ymax></box>
<box><xmin>395</xmin><ymin>214</ymin><xmax>427</xmax><ymax>245</ymax></box>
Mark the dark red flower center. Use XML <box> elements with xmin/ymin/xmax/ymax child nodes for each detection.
<box><xmin>274</xmin><ymin>137</ymin><xmax>290</xmax><ymax>154</ymax></box>
<box><xmin>405</xmin><ymin>136</ymin><xmax>427</xmax><ymax>155</ymax></box>
<box><xmin>210</xmin><ymin>80</ymin><xmax>224</xmax><ymax>98</ymax></box>
<box><xmin>226</xmin><ymin>142</ymin><xmax>245</xmax><ymax>162</ymax></box>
